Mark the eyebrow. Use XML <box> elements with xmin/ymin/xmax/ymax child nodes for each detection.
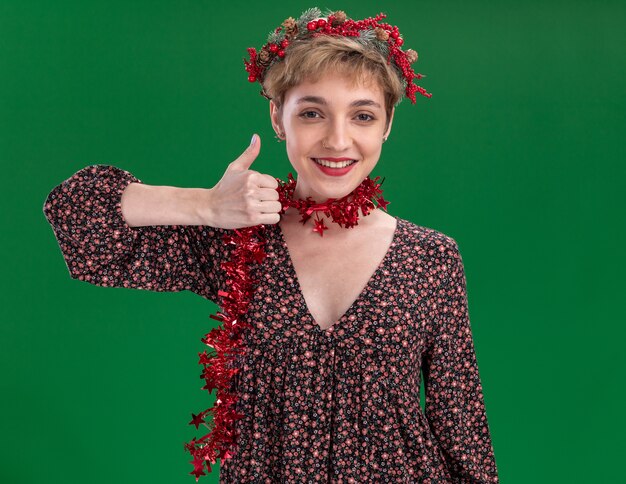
<box><xmin>295</xmin><ymin>95</ymin><xmax>382</xmax><ymax>109</ymax></box>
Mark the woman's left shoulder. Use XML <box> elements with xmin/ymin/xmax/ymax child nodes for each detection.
<box><xmin>393</xmin><ymin>215</ymin><xmax>461</xmax><ymax>256</ymax></box>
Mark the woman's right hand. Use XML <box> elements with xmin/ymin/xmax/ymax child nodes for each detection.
<box><xmin>203</xmin><ymin>134</ymin><xmax>282</xmax><ymax>229</ymax></box>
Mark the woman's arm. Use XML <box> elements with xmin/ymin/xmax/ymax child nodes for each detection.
<box><xmin>120</xmin><ymin>182</ymin><xmax>215</xmax><ymax>227</ymax></box>
<box><xmin>42</xmin><ymin>164</ymin><xmax>225</xmax><ymax>301</ymax></box>
<box><xmin>43</xmin><ymin>137</ymin><xmax>281</xmax><ymax>301</ymax></box>
<box><xmin>422</xmin><ymin>239</ymin><xmax>500</xmax><ymax>483</ymax></box>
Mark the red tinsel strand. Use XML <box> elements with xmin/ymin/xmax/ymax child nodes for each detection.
<box><xmin>183</xmin><ymin>225</ymin><xmax>266</xmax><ymax>480</ymax></box>
<box><xmin>184</xmin><ymin>175</ymin><xmax>387</xmax><ymax>479</ymax></box>
<box><xmin>275</xmin><ymin>173</ymin><xmax>388</xmax><ymax>232</ymax></box>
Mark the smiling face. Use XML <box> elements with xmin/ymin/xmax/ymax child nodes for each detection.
<box><xmin>270</xmin><ymin>73</ymin><xmax>394</xmax><ymax>201</ymax></box>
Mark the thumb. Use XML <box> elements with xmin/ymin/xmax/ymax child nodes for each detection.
<box><xmin>229</xmin><ymin>134</ymin><xmax>261</xmax><ymax>172</ymax></box>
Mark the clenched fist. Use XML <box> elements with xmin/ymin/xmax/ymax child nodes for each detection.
<box><xmin>204</xmin><ymin>134</ymin><xmax>282</xmax><ymax>229</ymax></box>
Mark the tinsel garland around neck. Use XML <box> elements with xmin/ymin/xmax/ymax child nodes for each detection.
<box><xmin>276</xmin><ymin>172</ymin><xmax>389</xmax><ymax>236</ymax></box>
<box><xmin>183</xmin><ymin>174</ymin><xmax>388</xmax><ymax>480</ymax></box>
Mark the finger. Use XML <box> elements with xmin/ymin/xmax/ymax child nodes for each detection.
<box><xmin>256</xmin><ymin>212</ymin><xmax>281</xmax><ymax>225</ymax></box>
<box><xmin>257</xmin><ymin>187</ymin><xmax>280</xmax><ymax>201</ymax></box>
<box><xmin>256</xmin><ymin>173</ymin><xmax>279</xmax><ymax>189</ymax></box>
<box><xmin>258</xmin><ymin>200</ymin><xmax>282</xmax><ymax>214</ymax></box>
<box><xmin>228</xmin><ymin>134</ymin><xmax>261</xmax><ymax>172</ymax></box>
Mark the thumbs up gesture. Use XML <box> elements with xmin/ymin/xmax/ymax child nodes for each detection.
<box><xmin>205</xmin><ymin>134</ymin><xmax>282</xmax><ymax>229</ymax></box>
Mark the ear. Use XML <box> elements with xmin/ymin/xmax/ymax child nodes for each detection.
<box><xmin>384</xmin><ymin>107</ymin><xmax>395</xmax><ymax>139</ymax></box>
<box><xmin>269</xmin><ymin>100</ymin><xmax>284</xmax><ymax>134</ymax></box>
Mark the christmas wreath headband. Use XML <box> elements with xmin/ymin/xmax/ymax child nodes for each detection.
<box><xmin>244</xmin><ymin>7</ymin><xmax>432</xmax><ymax>104</ymax></box>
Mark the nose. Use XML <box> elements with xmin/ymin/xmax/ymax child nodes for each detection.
<box><xmin>323</xmin><ymin>119</ymin><xmax>353</xmax><ymax>152</ymax></box>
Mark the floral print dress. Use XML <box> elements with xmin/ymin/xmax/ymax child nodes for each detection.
<box><xmin>43</xmin><ymin>165</ymin><xmax>499</xmax><ymax>483</ymax></box>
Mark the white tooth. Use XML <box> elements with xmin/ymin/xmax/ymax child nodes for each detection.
<box><xmin>314</xmin><ymin>158</ymin><xmax>354</xmax><ymax>168</ymax></box>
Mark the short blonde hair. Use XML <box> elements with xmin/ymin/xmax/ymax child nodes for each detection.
<box><xmin>262</xmin><ymin>35</ymin><xmax>403</xmax><ymax>127</ymax></box>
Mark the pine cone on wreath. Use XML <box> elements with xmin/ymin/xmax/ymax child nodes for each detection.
<box><xmin>331</xmin><ymin>10</ymin><xmax>347</xmax><ymax>26</ymax></box>
<box><xmin>375</xmin><ymin>27</ymin><xmax>390</xmax><ymax>41</ymax></box>
<box><xmin>282</xmin><ymin>16</ymin><xmax>298</xmax><ymax>36</ymax></box>
<box><xmin>405</xmin><ymin>49</ymin><xmax>418</xmax><ymax>63</ymax></box>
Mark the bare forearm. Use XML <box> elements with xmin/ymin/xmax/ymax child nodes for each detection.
<box><xmin>120</xmin><ymin>183</ymin><xmax>215</xmax><ymax>227</ymax></box>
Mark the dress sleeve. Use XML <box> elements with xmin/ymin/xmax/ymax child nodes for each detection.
<box><xmin>42</xmin><ymin>164</ymin><xmax>226</xmax><ymax>302</ymax></box>
<box><xmin>421</xmin><ymin>239</ymin><xmax>499</xmax><ymax>483</ymax></box>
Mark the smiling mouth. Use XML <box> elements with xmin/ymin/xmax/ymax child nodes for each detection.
<box><xmin>312</xmin><ymin>158</ymin><xmax>358</xmax><ymax>168</ymax></box>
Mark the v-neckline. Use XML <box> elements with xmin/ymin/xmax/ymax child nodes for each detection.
<box><xmin>273</xmin><ymin>215</ymin><xmax>401</xmax><ymax>334</ymax></box>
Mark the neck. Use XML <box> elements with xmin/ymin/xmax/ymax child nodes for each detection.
<box><xmin>291</xmin><ymin>179</ymin><xmax>347</xmax><ymax>203</ymax></box>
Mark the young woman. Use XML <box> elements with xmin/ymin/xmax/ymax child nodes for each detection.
<box><xmin>43</xmin><ymin>8</ymin><xmax>499</xmax><ymax>483</ymax></box>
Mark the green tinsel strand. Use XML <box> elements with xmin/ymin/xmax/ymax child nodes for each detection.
<box><xmin>298</xmin><ymin>7</ymin><xmax>322</xmax><ymax>25</ymax></box>
<box><xmin>266</xmin><ymin>28</ymin><xmax>283</xmax><ymax>44</ymax></box>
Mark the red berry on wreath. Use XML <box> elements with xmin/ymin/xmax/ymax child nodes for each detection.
<box><xmin>307</xmin><ymin>21</ymin><xmax>317</xmax><ymax>31</ymax></box>
<box><xmin>317</xmin><ymin>19</ymin><xmax>327</xmax><ymax>28</ymax></box>
<box><xmin>269</xmin><ymin>43</ymin><xmax>279</xmax><ymax>53</ymax></box>
<box><xmin>391</xmin><ymin>31</ymin><xmax>399</xmax><ymax>39</ymax></box>
<box><xmin>396</xmin><ymin>37</ymin><xmax>404</xmax><ymax>46</ymax></box>
<box><xmin>277</xmin><ymin>50</ymin><xmax>285</xmax><ymax>58</ymax></box>
<box><xmin>281</xmin><ymin>39</ymin><xmax>289</xmax><ymax>48</ymax></box>
<box><xmin>248</xmin><ymin>75</ymin><xmax>256</xmax><ymax>83</ymax></box>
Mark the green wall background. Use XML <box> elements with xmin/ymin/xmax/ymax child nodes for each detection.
<box><xmin>1</xmin><ymin>1</ymin><xmax>624</xmax><ymax>482</ymax></box>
